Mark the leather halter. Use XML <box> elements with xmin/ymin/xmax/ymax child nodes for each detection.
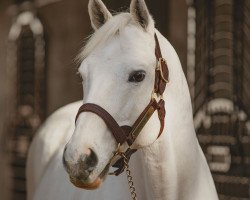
<box><xmin>75</xmin><ymin>33</ymin><xmax>169</xmax><ymax>175</ymax></box>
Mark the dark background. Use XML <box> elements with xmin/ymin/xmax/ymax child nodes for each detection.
<box><xmin>0</xmin><ymin>0</ymin><xmax>249</xmax><ymax>200</ymax></box>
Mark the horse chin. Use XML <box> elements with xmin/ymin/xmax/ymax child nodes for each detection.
<box><xmin>69</xmin><ymin>163</ymin><xmax>110</xmax><ymax>190</ymax></box>
<box><xmin>70</xmin><ymin>176</ymin><xmax>103</xmax><ymax>190</ymax></box>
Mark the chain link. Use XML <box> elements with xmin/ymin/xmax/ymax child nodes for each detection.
<box><xmin>121</xmin><ymin>153</ymin><xmax>138</xmax><ymax>200</ymax></box>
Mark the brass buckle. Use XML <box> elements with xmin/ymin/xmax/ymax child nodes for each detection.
<box><xmin>157</xmin><ymin>58</ymin><xmax>169</xmax><ymax>83</ymax></box>
<box><xmin>151</xmin><ymin>91</ymin><xmax>164</xmax><ymax>101</ymax></box>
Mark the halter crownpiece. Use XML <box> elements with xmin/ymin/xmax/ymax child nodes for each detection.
<box><xmin>75</xmin><ymin>33</ymin><xmax>169</xmax><ymax>176</ymax></box>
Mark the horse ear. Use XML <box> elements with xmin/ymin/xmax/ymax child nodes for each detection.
<box><xmin>130</xmin><ymin>0</ymin><xmax>154</xmax><ymax>31</ymax></box>
<box><xmin>88</xmin><ymin>0</ymin><xmax>112</xmax><ymax>30</ymax></box>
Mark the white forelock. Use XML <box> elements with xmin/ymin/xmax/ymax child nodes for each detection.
<box><xmin>76</xmin><ymin>13</ymin><xmax>137</xmax><ymax>62</ymax></box>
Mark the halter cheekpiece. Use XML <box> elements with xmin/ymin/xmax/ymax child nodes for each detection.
<box><xmin>75</xmin><ymin>33</ymin><xmax>169</xmax><ymax>176</ymax></box>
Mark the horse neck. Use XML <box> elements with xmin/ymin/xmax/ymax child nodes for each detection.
<box><xmin>138</xmin><ymin>32</ymin><xmax>215</xmax><ymax>200</ymax></box>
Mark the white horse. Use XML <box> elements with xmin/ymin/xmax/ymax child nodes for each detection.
<box><xmin>26</xmin><ymin>0</ymin><xmax>219</xmax><ymax>199</ymax></box>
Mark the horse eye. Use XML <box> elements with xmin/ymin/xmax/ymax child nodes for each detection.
<box><xmin>128</xmin><ymin>70</ymin><xmax>146</xmax><ymax>83</ymax></box>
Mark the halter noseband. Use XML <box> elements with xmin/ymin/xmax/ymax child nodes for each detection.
<box><xmin>75</xmin><ymin>33</ymin><xmax>169</xmax><ymax>176</ymax></box>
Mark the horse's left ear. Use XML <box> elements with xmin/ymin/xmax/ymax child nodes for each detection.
<box><xmin>130</xmin><ymin>0</ymin><xmax>154</xmax><ymax>31</ymax></box>
<box><xmin>88</xmin><ymin>0</ymin><xmax>112</xmax><ymax>30</ymax></box>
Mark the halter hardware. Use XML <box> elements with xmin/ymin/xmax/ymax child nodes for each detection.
<box><xmin>108</xmin><ymin>145</ymin><xmax>138</xmax><ymax>200</ymax></box>
<box><xmin>130</xmin><ymin>104</ymin><xmax>156</xmax><ymax>140</ymax></box>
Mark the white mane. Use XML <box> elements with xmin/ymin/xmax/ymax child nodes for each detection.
<box><xmin>77</xmin><ymin>13</ymin><xmax>135</xmax><ymax>62</ymax></box>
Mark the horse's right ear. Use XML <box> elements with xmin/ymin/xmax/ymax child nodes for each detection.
<box><xmin>88</xmin><ymin>0</ymin><xmax>112</xmax><ymax>30</ymax></box>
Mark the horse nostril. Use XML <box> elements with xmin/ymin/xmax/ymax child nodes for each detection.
<box><xmin>62</xmin><ymin>146</ymin><xmax>98</xmax><ymax>178</ymax></box>
<box><xmin>77</xmin><ymin>148</ymin><xmax>98</xmax><ymax>174</ymax></box>
<box><xmin>83</xmin><ymin>148</ymin><xmax>98</xmax><ymax>169</ymax></box>
<box><xmin>84</xmin><ymin>148</ymin><xmax>91</xmax><ymax>156</ymax></box>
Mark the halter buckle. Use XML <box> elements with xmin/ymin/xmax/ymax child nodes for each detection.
<box><xmin>108</xmin><ymin>143</ymin><xmax>128</xmax><ymax>176</ymax></box>
<box><xmin>151</xmin><ymin>91</ymin><xmax>164</xmax><ymax>102</ymax></box>
<box><xmin>157</xmin><ymin>58</ymin><xmax>169</xmax><ymax>83</ymax></box>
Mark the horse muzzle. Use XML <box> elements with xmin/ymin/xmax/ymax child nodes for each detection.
<box><xmin>63</xmin><ymin>146</ymin><xmax>112</xmax><ymax>190</ymax></box>
<box><xmin>68</xmin><ymin>162</ymin><xmax>110</xmax><ymax>190</ymax></box>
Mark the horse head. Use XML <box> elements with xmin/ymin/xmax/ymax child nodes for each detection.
<box><xmin>63</xmin><ymin>0</ymin><xmax>163</xmax><ymax>189</ymax></box>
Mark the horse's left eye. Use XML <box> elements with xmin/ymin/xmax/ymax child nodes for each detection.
<box><xmin>128</xmin><ymin>70</ymin><xmax>146</xmax><ymax>83</ymax></box>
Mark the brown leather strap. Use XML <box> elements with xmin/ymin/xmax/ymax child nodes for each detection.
<box><xmin>75</xmin><ymin>99</ymin><xmax>162</xmax><ymax>145</ymax></box>
<box><xmin>75</xmin><ymin>103</ymin><xmax>131</xmax><ymax>144</ymax></box>
<box><xmin>155</xmin><ymin>33</ymin><xmax>163</xmax><ymax>59</ymax></box>
<box><xmin>154</xmin><ymin>33</ymin><xmax>169</xmax><ymax>95</ymax></box>
<box><xmin>156</xmin><ymin>99</ymin><xmax>165</xmax><ymax>138</ymax></box>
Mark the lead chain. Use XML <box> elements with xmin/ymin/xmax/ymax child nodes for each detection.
<box><xmin>121</xmin><ymin>153</ymin><xmax>138</xmax><ymax>200</ymax></box>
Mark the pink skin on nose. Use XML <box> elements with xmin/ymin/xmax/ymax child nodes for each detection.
<box><xmin>84</xmin><ymin>148</ymin><xmax>91</xmax><ymax>156</ymax></box>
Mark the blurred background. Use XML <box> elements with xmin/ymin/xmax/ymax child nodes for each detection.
<box><xmin>0</xmin><ymin>0</ymin><xmax>249</xmax><ymax>199</ymax></box>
